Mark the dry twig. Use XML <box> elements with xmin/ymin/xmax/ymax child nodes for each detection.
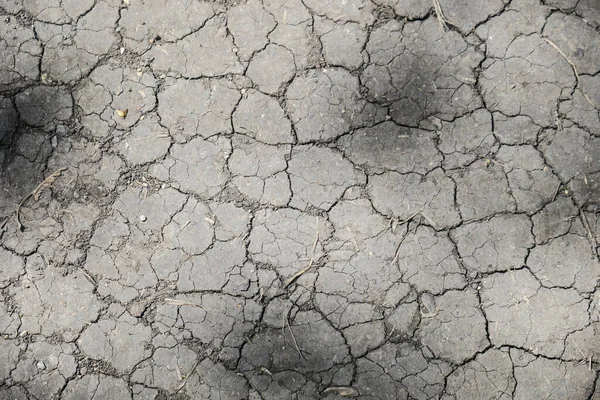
<box><xmin>388</xmin><ymin>210</ymin><xmax>423</xmax><ymax>268</ymax></box>
<box><xmin>284</xmin><ymin>230</ymin><xmax>319</xmax><ymax>288</ymax></box>
<box><xmin>16</xmin><ymin>167</ymin><xmax>67</xmax><ymax>231</ymax></box>
<box><xmin>551</xmin><ymin>182</ymin><xmax>562</xmax><ymax>202</ymax></box>
<box><xmin>399</xmin><ymin>210</ymin><xmax>423</xmax><ymax>226</ymax></box>
<box><xmin>421</xmin><ymin>212</ymin><xmax>438</xmax><ymax>230</ymax></box>
<box><xmin>128</xmin><ymin>287</ymin><xmax>174</xmax><ymax>317</ymax></box>
<box><xmin>165</xmin><ymin>298</ymin><xmax>205</xmax><ymax>309</ymax></box>
<box><xmin>545</xmin><ymin>39</ymin><xmax>598</xmax><ymax>109</ymax></box>
<box><xmin>432</xmin><ymin>0</ymin><xmax>455</xmax><ymax>31</ymax></box>
<box><xmin>283</xmin><ymin>304</ymin><xmax>306</xmax><ymax>360</ymax></box>
<box><xmin>176</xmin><ymin>360</ymin><xmax>199</xmax><ymax>392</ymax></box>
<box><xmin>580</xmin><ymin>209</ymin><xmax>599</xmax><ymax>261</ymax></box>
<box><xmin>323</xmin><ymin>387</ymin><xmax>359</xmax><ymax>397</ymax></box>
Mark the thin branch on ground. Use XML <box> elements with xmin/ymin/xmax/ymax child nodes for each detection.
<box><xmin>165</xmin><ymin>298</ymin><xmax>205</xmax><ymax>309</ymax></box>
<box><xmin>421</xmin><ymin>212</ymin><xmax>438</xmax><ymax>230</ymax></box>
<box><xmin>551</xmin><ymin>182</ymin><xmax>561</xmax><ymax>202</ymax></box>
<box><xmin>284</xmin><ymin>229</ymin><xmax>319</xmax><ymax>288</ymax></box>
<box><xmin>389</xmin><ymin>217</ymin><xmax>415</xmax><ymax>269</ymax></box>
<box><xmin>283</xmin><ymin>303</ymin><xmax>306</xmax><ymax>360</ymax></box>
<box><xmin>399</xmin><ymin>210</ymin><xmax>423</xmax><ymax>226</ymax></box>
<box><xmin>432</xmin><ymin>0</ymin><xmax>455</xmax><ymax>31</ymax></box>
<box><xmin>176</xmin><ymin>360</ymin><xmax>199</xmax><ymax>392</ymax></box>
<box><xmin>579</xmin><ymin>209</ymin><xmax>599</xmax><ymax>261</ymax></box>
<box><xmin>545</xmin><ymin>38</ymin><xmax>598</xmax><ymax>109</ymax></box>
<box><xmin>323</xmin><ymin>386</ymin><xmax>360</xmax><ymax>397</ymax></box>
<box><xmin>16</xmin><ymin>167</ymin><xmax>67</xmax><ymax>231</ymax></box>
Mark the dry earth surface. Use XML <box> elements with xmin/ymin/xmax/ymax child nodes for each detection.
<box><xmin>1</xmin><ymin>0</ymin><xmax>600</xmax><ymax>399</ymax></box>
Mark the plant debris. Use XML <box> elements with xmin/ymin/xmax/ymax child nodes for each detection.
<box><xmin>165</xmin><ymin>298</ymin><xmax>205</xmax><ymax>310</ymax></box>
<box><xmin>176</xmin><ymin>360</ymin><xmax>199</xmax><ymax>392</ymax></box>
<box><xmin>16</xmin><ymin>167</ymin><xmax>67</xmax><ymax>231</ymax></box>
<box><xmin>283</xmin><ymin>303</ymin><xmax>307</xmax><ymax>360</ymax></box>
<box><xmin>129</xmin><ymin>287</ymin><xmax>174</xmax><ymax>317</ymax></box>
<box><xmin>545</xmin><ymin>38</ymin><xmax>598</xmax><ymax>109</ymax></box>
<box><xmin>323</xmin><ymin>387</ymin><xmax>360</xmax><ymax>397</ymax></box>
<box><xmin>284</xmin><ymin>229</ymin><xmax>319</xmax><ymax>288</ymax></box>
<box><xmin>579</xmin><ymin>209</ymin><xmax>599</xmax><ymax>262</ymax></box>
<box><xmin>432</xmin><ymin>0</ymin><xmax>455</xmax><ymax>31</ymax></box>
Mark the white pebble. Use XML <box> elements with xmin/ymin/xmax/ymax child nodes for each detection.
<box><xmin>139</xmin><ymin>215</ymin><xmax>147</xmax><ymax>222</ymax></box>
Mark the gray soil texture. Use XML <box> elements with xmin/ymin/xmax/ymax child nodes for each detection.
<box><xmin>1</xmin><ymin>0</ymin><xmax>600</xmax><ymax>399</ymax></box>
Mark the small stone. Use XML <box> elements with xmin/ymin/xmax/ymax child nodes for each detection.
<box><xmin>56</xmin><ymin>125</ymin><xmax>68</xmax><ymax>135</ymax></box>
<box><xmin>139</xmin><ymin>215</ymin><xmax>147</xmax><ymax>222</ymax></box>
<box><xmin>420</xmin><ymin>293</ymin><xmax>437</xmax><ymax>314</ymax></box>
<box><xmin>51</xmin><ymin>136</ymin><xmax>58</xmax><ymax>148</ymax></box>
<box><xmin>36</xmin><ymin>361</ymin><xmax>46</xmax><ymax>370</ymax></box>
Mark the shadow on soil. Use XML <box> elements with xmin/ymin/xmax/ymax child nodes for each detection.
<box><xmin>0</xmin><ymin>89</ymin><xmax>56</xmax><ymax>196</ymax></box>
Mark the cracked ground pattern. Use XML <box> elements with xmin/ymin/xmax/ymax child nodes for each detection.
<box><xmin>1</xmin><ymin>0</ymin><xmax>600</xmax><ymax>399</ymax></box>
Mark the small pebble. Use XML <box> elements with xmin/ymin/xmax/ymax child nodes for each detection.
<box><xmin>56</xmin><ymin>125</ymin><xmax>68</xmax><ymax>134</ymax></box>
<box><xmin>51</xmin><ymin>136</ymin><xmax>58</xmax><ymax>148</ymax></box>
<box><xmin>420</xmin><ymin>293</ymin><xmax>437</xmax><ymax>314</ymax></box>
<box><xmin>139</xmin><ymin>215</ymin><xmax>147</xmax><ymax>222</ymax></box>
<box><xmin>36</xmin><ymin>361</ymin><xmax>46</xmax><ymax>370</ymax></box>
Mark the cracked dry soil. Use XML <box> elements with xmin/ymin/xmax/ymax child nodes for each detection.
<box><xmin>1</xmin><ymin>0</ymin><xmax>600</xmax><ymax>399</ymax></box>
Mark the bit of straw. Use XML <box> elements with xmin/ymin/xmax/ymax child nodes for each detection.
<box><xmin>284</xmin><ymin>230</ymin><xmax>319</xmax><ymax>288</ymax></box>
<box><xmin>176</xmin><ymin>360</ymin><xmax>199</xmax><ymax>392</ymax></box>
<box><xmin>551</xmin><ymin>182</ymin><xmax>562</xmax><ymax>202</ymax></box>
<box><xmin>16</xmin><ymin>167</ymin><xmax>67</xmax><ymax>231</ymax></box>
<box><xmin>323</xmin><ymin>387</ymin><xmax>360</xmax><ymax>397</ymax></box>
<box><xmin>165</xmin><ymin>298</ymin><xmax>205</xmax><ymax>309</ymax></box>
<box><xmin>283</xmin><ymin>303</ymin><xmax>306</xmax><ymax>360</ymax></box>
<box><xmin>432</xmin><ymin>0</ymin><xmax>455</xmax><ymax>31</ymax></box>
<box><xmin>580</xmin><ymin>209</ymin><xmax>599</xmax><ymax>262</ymax></box>
<box><xmin>545</xmin><ymin>39</ymin><xmax>598</xmax><ymax>109</ymax></box>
